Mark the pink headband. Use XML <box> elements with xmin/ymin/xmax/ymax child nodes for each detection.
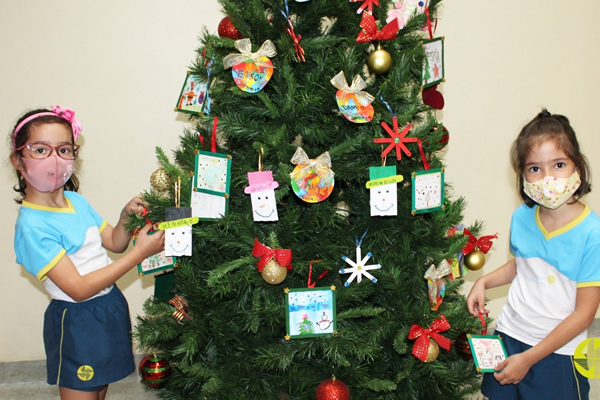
<box><xmin>12</xmin><ymin>105</ymin><xmax>82</xmax><ymax>150</ymax></box>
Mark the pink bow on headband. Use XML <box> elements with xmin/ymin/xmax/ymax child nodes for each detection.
<box><xmin>51</xmin><ymin>105</ymin><xmax>82</xmax><ymax>141</ymax></box>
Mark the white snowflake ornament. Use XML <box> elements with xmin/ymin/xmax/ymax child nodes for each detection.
<box><xmin>340</xmin><ymin>234</ymin><xmax>381</xmax><ymax>286</ymax></box>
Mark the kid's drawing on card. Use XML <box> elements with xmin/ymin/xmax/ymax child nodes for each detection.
<box><xmin>467</xmin><ymin>334</ymin><xmax>508</xmax><ymax>373</ymax></box>
<box><xmin>191</xmin><ymin>150</ymin><xmax>232</xmax><ymax>219</ymax></box>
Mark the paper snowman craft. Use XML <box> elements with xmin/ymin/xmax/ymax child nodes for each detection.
<box><xmin>366</xmin><ymin>166</ymin><xmax>403</xmax><ymax>217</ymax></box>
<box><xmin>162</xmin><ymin>207</ymin><xmax>197</xmax><ymax>256</ymax></box>
<box><xmin>244</xmin><ymin>171</ymin><xmax>279</xmax><ymax>222</ymax></box>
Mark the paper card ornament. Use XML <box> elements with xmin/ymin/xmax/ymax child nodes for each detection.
<box><xmin>175</xmin><ymin>72</ymin><xmax>209</xmax><ymax>115</ymax></box>
<box><xmin>387</xmin><ymin>0</ymin><xmax>430</xmax><ymax>29</ymax></box>
<box><xmin>330</xmin><ymin>71</ymin><xmax>374</xmax><ymax>124</ymax></box>
<box><xmin>160</xmin><ymin>207</ymin><xmax>198</xmax><ymax>257</ymax></box>
<box><xmin>421</xmin><ymin>37</ymin><xmax>445</xmax><ymax>89</ymax></box>
<box><xmin>290</xmin><ymin>147</ymin><xmax>335</xmax><ymax>203</ymax></box>
<box><xmin>223</xmin><ymin>38</ymin><xmax>276</xmax><ymax>93</ymax></box>
<box><xmin>191</xmin><ymin>150</ymin><xmax>232</xmax><ymax>219</ymax></box>
<box><xmin>467</xmin><ymin>334</ymin><xmax>508</xmax><ymax>373</ymax></box>
<box><xmin>366</xmin><ymin>166</ymin><xmax>403</xmax><ymax>216</ymax></box>
<box><xmin>411</xmin><ymin>168</ymin><xmax>445</xmax><ymax>215</ymax></box>
<box><xmin>285</xmin><ymin>286</ymin><xmax>337</xmax><ymax>340</ymax></box>
<box><xmin>244</xmin><ymin>170</ymin><xmax>279</xmax><ymax>222</ymax></box>
<box><xmin>135</xmin><ymin>232</ymin><xmax>177</xmax><ymax>276</ymax></box>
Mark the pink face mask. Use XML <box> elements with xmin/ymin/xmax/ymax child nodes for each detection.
<box><xmin>20</xmin><ymin>156</ymin><xmax>75</xmax><ymax>192</ymax></box>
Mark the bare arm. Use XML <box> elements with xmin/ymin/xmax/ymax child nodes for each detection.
<box><xmin>45</xmin><ymin>223</ymin><xmax>164</xmax><ymax>301</ymax></box>
<box><xmin>101</xmin><ymin>195</ymin><xmax>147</xmax><ymax>253</ymax></box>
<box><xmin>493</xmin><ymin>286</ymin><xmax>600</xmax><ymax>385</ymax></box>
<box><xmin>466</xmin><ymin>259</ymin><xmax>517</xmax><ymax>316</ymax></box>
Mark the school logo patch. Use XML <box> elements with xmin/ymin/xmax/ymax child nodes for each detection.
<box><xmin>574</xmin><ymin>338</ymin><xmax>600</xmax><ymax>379</ymax></box>
<box><xmin>77</xmin><ymin>365</ymin><xmax>94</xmax><ymax>381</ymax></box>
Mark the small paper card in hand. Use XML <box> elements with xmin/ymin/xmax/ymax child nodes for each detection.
<box><xmin>467</xmin><ymin>334</ymin><xmax>508</xmax><ymax>373</ymax></box>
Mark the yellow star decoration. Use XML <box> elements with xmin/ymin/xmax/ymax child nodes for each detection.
<box><xmin>330</xmin><ymin>285</ymin><xmax>336</xmax><ymax>291</ymax></box>
<box><xmin>285</xmin><ymin>335</ymin><xmax>291</xmax><ymax>341</ymax></box>
<box><xmin>284</xmin><ymin>288</ymin><xmax>290</xmax><ymax>294</ymax></box>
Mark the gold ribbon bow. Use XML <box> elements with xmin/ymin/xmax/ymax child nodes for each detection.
<box><xmin>330</xmin><ymin>71</ymin><xmax>375</xmax><ymax>106</ymax></box>
<box><xmin>223</xmin><ymin>38</ymin><xmax>277</xmax><ymax>69</ymax></box>
<box><xmin>290</xmin><ymin>147</ymin><xmax>335</xmax><ymax>187</ymax></box>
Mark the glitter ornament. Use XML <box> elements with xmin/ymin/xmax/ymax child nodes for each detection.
<box><xmin>218</xmin><ymin>16</ymin><xmax>243</xmax><ymax>39</ymax></box>
<box><xmin>150</xmin><ymin>168</ymin><xmax>172</xmax><ymax>193</ymax></box>
<box><xmin>315</xmin><ymin>376</ymin><xmax>350</xmax><ymax>400</ymax></box>
<box><xmin>261</xmin><ymin>258</ymin><xmax>288</xmax><ymax>284</ymax></box>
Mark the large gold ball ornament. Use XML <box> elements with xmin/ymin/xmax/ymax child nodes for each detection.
<box><xmin>424</xmin><ymin>338</ymin><xmax>440</xmax><ymax>363</ymax></box>
<box><xmin>367</xmin><ymin>45</ymin><xmax>392</xmax><ymax>75</ymax></box>
<box><xmin>464</xmin><ymin>249</ymin><xmax>486</xmax><ymax>271</ymax></box>
<box><xmin>261</xmin><ymin>259</ymin><xmax>288</xmax><ymax>285</ymax></box>
<box><xmin>150</xmin><ymin>168</ymin><xmax>172</xmax><ymax>193</ymax></box>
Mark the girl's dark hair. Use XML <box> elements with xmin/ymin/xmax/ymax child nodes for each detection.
<box><xmin>510</xmin><ymin>109</ymin><xmax>591</xmax><ymax>207</ymax></box>
<box><xmin>10</xmin><ymin>108</ymin><xmax>80</xmax><ymax>204</ymax></box>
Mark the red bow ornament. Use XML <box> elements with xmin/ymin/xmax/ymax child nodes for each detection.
<box><xmin>356</xmin><ymin>11</ymin><xmax>399</xmax><ymax>43</ymax></box>
<box><xmin>252</xmin><ymin>238</ymin><xmax>293</xmax><ymax>272</ymax></box>
<box><xmin>461</xmin><ymin>228</ymin><xmax>498</xmax><ymax>255</ymax></box>
<box><xmin>408</xmin><ymin>314</ymin><xmax>452</xmax><ymax>362</ymax></box>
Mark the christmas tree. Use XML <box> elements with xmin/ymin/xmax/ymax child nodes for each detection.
<box><xmin>134</xmin><ymin>0</ymin><xmax>487</xmax><ymax>398</ymax></box>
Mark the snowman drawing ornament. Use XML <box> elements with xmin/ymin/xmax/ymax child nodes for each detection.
<box><xmin>245</xmin><ymin>170</ymin><xmax>279</xmax><ymax>222</ymax></box>
<box><xmin>159</xmin><ymin>207</ymin><xmax>198</xmax><ymax>257</ymax></box>
<box><xmin>366</xmin><ymin>165</ymin><xmax>403</xmax><ymax>217</ymax></box>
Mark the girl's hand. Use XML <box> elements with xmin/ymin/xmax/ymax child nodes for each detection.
<box><xmin>466</xmin><ymin>279</ymin><xmax>488</xmax><ymax>316</ymax></box>
<box><xmin>493</xmin><ymin>353</ymin><xmax>533</xmax><ymax>385</ymax></box>
<box><xmin>121</xmin><ymin>194</ymin><xmax>147</xmax><ymax>220</ymax></box>
<box><xmin>134</xmin><ymin>223</ymin><xmax>165</xmax><ymax>259</ymax></box>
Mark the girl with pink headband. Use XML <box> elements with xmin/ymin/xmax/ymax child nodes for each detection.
<box><xmin>9</xmin><ymin>106</ymin><xmax>164</xmax><ymax>400</ymax></box>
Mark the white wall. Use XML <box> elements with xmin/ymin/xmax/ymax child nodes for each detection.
<box><xmin>1</xmin><ymin>0</ymin><xmax>599</xmax><ymax>362</ymax></box>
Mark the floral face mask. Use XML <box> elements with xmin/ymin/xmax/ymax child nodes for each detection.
<box><xmin>522</xmin><ymin>170</ymin><xmax>581</xmax><ymax>209</ymax></box>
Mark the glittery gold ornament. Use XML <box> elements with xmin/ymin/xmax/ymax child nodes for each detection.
<box><xmin>150</xmin><ymin>168</ymin><xmax>172</xmax><ymax>193</ymax></box>
<box><xmin>424</xmin><ymin>337</ymin><xmax>440</xmax><ymax>363</ymax></box>
<box><xmin>464</xmin><ymin>248</ymin><xmax>486</xmax><ymax>271</ymax></box>
<box><xmin>261</xmin><ymin>259</ymin><xmax>288</xmax><ymax>285</ymax></box>
<box><xmin>367</xmin><ymin>44</ymin><xmax>392</xmax><ymax>75</ymax></box>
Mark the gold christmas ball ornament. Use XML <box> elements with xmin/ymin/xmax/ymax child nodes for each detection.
<box><xmin>261</xmin><ymin>259</ymin><xmax>288</xmax><ymax>285</ymax></box>
<box><xmin>464</xmin><ymin>248</ymin><xmax>486</xmax><ymax>271</ymax></box>
<box><xmin>150</xmin><ymin>168</ymin><xmax>172</xmax><ymax>193</ymax></box>
<box><xmin>424</xmin><ymin>338</ymin><xmax>440</xmax><ymax>363</ymax></box>
<box><xmin>367</xmin><ymin>44</ymin><xmax>392</xmax><ymax>75</ymax></box>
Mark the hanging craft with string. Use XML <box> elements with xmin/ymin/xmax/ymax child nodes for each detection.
<box><xmin>245</xmin><ymin>148</ymin><xmax>279</xmax><ymax>222</ymax></box>
<box><xmin>340</xmin><ymin>232</ymin><xmax>381</xmax><ymax>286</ymax></box>
<box><xmin>330</xmin><ymin>71</ymin><xmax>374</xmax><ymax>123</ymax></box>
<box><xmin>159</xmin><ymin>177</ymin><xmax>199</xmax><ymax>257</ymax></box>
<box><xmin>279</xmin><ymin>1</ymin><xmax>305</xmax><ymax>62</ymax></box>
<box><xmin>366</xmin><ymin>165</ymin><xmax>403</xmax><ymax>217</ymax></box>
<box><xmin>223</xmin><ymin>38</ymin><xmax>277</xmax><ymax>93</ymax></box>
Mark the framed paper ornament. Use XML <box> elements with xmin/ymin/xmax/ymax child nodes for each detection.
<box><xmin>175</xmin><ymin>72</ymin><xmax>209</xmax><ymax>115</ymax></box>
<box><xmin>135</xmin><ymin>232</ymin><xmax>177</xmax><ymax>276</ymax></box>
<box><xmin>285</xmin><ymin>286</ymin><xmax>336</xmax><ymax>340</ymax></box>
<box><xmin>411</xmin><ymin>168</ymin><xmax>445</xmax><ymax>214</ymax></box>
<box><xmin>467</xmin><ymin>334</ymin><xmax>508</xmax><ymax>373</ymax></box>
<box><xmin>366</xmin><ymin>165</ymin><xmax>403</xmax><ymax>217</ymax></box>
<box><xmin>421</xmin><ymin>37</ymin><xmax>444</xmax><ymax>89</ymax></box>
<box><xmin>191</xmin><ymin>150</ymin><xmax>232</xmax><ymax>219</ymax></box>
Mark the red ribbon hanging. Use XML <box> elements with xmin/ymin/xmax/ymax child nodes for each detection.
<box><xmin>286</xmin><ymin>19</ymin><xmax>305</xmax><ymax>62</ymax></box>
<box><xmin>461</xmin><ymin>228</ymin><xmax>498</xmax><ymax>255</ymax></box>
<box><xmin>211</xmin><ymin>116</ymin><xmax>218</xmax><ymax>153</ymax></box>
<box><xmin>308</xmin><ymin>259</ymin><xmax>329</xmax><ymax>288</ymax></box>
<box><xmin>252</xmin><ymin>238</ymin><xmax>293</xmax><ymax>272</ymax></box>
<box><xmin>356</xmin><ymin>12</ymin><xmax>399</xmax><ymax>43</ymax></box>
<box><xmin>408</xmin><ymin>314</ymin><xmax>452</xmax><ymax>362</ymax></box>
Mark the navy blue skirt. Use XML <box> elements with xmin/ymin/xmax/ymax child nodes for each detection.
<box><xmin>43</xmin><ymin>285</ymin><xmax>135</xmax><ymax>391</ymax></box>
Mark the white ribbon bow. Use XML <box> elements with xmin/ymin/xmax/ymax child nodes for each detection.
<box><xmin>290</xmin><ymin>147</ymin><xmax>335</xmax><ymax>186</ymax></box>
<box><xmin>223</xmin><ymin>38</ymin><xmax>277</xmax><ymax>69</ymax></box>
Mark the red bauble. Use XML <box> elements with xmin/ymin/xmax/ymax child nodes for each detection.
<box><xmin>456</xmin><ymin>332</ymin><xmax>473</xmax><ymax>359</ymax></box>
<box><xmin>315</xmin><ymin>377</ymin><xmax>350</xmax><ymax>400</ymax></box>
<box><xmin>218</xmin><ymin>16</ymin><xmax>243</xmax><ymax>39</ymax></box>
<box><xmin>139</xmin><ymin>355</ymin><xmax>172</xmax><ymax>388</ymax></box>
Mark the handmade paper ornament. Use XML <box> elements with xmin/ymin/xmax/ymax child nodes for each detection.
<box><xmin>424</xmin><ymin>260</ymin><xmax>452</xmax><ymax>311</ymax></box>
<box><xmin>373</xmin><ymin>117</ymin><xmax>415</xmax><ymax>161</ymax></box>
<box><xmin>330</xmin><ymin>71</ymin><xmax>374</xmax><ymax>123</ymax></box>
<box><xmin>315</xmin><ymin>376</ymin><xmax>350</xmax><ymax>400</ymax></box>
<box><xmin>223</xmin><ymin>38</ymin><xmax>276</xmax><ymax>93</ymax></box>
<box><xmin>285</xmin><ymin>286</ymin><xmax>336</xmax><ymax>339</ymax></box>
<box><xmin>218</xmin><ymin>16</ymin><xmax>243</xmax><ymax>39</ymax></box>
<box><xmin>457</xmin><ymin>313</ymin><xmax>488</xmax><ymax>360</ymax></box>
<box><xmin>421</xmin><ymin>37</ymin><xmax>445</xmax><ymax>88</ymax></box>
<box><xmin>139</xmin><ymin>355</ymin><xmax>172</xmax><ymax>388</ymax></box>
<box><xmin>462</xmin><ymin>229</ymin><xmax>498</xmax><ymax>271</ymax></box>
<box><xmin>340</xmin><ymin>232</ymin><xmax>381</xmax><ymax>286</ymax></box>
<box><xmin>245</xmin><ymin>170</ymin><xmax>279</xmax><ymax>222</ymax></box>
<box><xmin>159</xmin><ymin>207</ymin><xmax>198</xmax><ymax>257</ymax></box>
<box><xmin>252</xmin><ymin>238</ymin><xmax>292</xmax><ymax>285</ymax></box>
<box><xmin>387</xmin><ymin>0</ymin><xmax>430</xmax><ymax>29</ymax></box>
<box><xmin>366</xmin><ymin>165</ymin><xmax>403</xmax><ymax>216</ymax></box>
<box><xmin>408</xmin><ymin>314</ymin><xmax>452</xmax><ymax>363</ymax></box>
<box><xmin>290</xmin><ymin>147</ymin><xmax>335</xmax><ymax>203</ymax></box>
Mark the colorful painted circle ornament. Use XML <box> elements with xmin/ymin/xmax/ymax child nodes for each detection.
<box><xmin>335</xmin><ymin>90</ymin><xmax>374</xmax><ymax>123</ymax></box>
<box><xmin>290</xmin><ymin>148</ymin><xmax>335</xmax><ymax>203</ymax></box>
<box><xmin>232</xmin><ymin>57</ymin><xmax>274</xmax><ymax>93</ymax></box>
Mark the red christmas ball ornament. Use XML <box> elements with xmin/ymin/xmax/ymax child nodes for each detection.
<box><xmin>139</xmin><ymin>355</ymin><xmax>172</xmax><ymax>388</ymax></box>
<box><xmin>218</xmin><ymin>16</ymin><xmax>243</xmax><ymax>39</ymax></box>
<box><xmin>316</xmin><ymin>376</ymin><xmax>350</xmax><ymax>400</ymax></box>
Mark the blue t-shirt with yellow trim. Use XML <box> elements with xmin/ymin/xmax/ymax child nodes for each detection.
<box><xmin>14</xmin><ymin>191</ymin><xmax>112</xmax><ymax>302</ymax></box>
<box><xmin>496</xmin><ymin>203</ymin><xmax>600</xmax><ymax>355</ymax></box>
